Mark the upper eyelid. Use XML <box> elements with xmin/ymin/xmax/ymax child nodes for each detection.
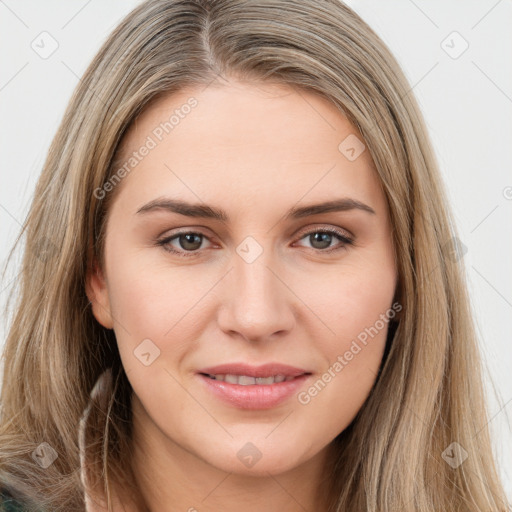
<box><xmin>295</xmin><ymin>224</ymin><xmax>353</xmax><ymax>239</ymax></box>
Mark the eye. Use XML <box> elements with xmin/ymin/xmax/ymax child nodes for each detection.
<box><xmin>155</xmin><ymin>226</ymin><xmax>354</xmax><ymax>258</ymax></box>
<box><xmin>156</xmin><ymin>231</ymin><xmax>213</xmax><ymax>257</ymax></box>
<box><xmin>294</xmin><ymin>227</ymin><xmax>354</xmax><ymax>253</ymax></box>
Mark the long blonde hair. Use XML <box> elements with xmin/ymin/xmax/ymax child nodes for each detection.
<box><xmin>1</xmin><ymin>0</ymin><xmax>510</xmax><ymax>510</ymax></box>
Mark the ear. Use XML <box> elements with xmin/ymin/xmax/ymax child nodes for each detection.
<box><xmin>86</xmin><ymin>257</ymin><xmax>114</xmax><ymax>329</ymax></box>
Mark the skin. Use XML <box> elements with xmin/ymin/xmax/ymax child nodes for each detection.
<box><xmin>86</xmin><ymin>77</ymin><xmax>398</xmax><ymax>512</ymax></box>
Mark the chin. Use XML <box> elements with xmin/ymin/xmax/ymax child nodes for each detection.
<box><xmin>197</xmin><ymin>437</ymin><xmax>313</xmax><ymax>477</ymax></box>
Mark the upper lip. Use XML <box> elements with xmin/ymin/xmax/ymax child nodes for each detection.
<box><xmin>198</xmin><ymin>363</ymin><xmax>311</xmax><ymax>378</ymax></box>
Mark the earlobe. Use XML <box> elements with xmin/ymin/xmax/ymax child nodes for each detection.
<box><xmin>85</xmin><ymin>257</ymin><xmax>114</xmax><ymax>330</ymax></box>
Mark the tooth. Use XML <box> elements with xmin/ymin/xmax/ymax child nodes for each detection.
<box><xmin>238</xmin><ymin>375</ymin><xmax>257</xmax><ymax>385</ymax></box>
<box><xmin>212</xmin><ymin>374</ymin><xmax>296</xmax><ymax>385</ymax></box>
<box><xmin>225</xmin><ymin>374</ymin><xmax>239</xmax><ymax>384</ymax></box>
<box><xmin>256</xmin><ymin>377</ymin><xmax>275</xmax><ymax>385</ymax></box>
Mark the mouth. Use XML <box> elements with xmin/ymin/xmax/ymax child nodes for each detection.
<box><xmin>196</xmin><ymin>363</ymin><xmax>312</xmax><ymax>409</ymax></box>
<box><xmin>200</xmin><ymin>373</ymin><xmax>302</xmax><ymax>385</ymax></box>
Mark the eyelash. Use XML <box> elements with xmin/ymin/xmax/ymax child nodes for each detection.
<box><xmin>155</xmin><ymin>227</ymin><xmax>354</xmax><ymax>258</ymax></box>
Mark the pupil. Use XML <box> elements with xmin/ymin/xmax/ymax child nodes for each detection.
<box><xmin>180</xmin><ymin>234</ymin><xmax>202</xmax><ymax>250</ymax></box>
<box><xmin>311</xmin><ymin>232</ymin><xmax>331</xmax><ymax>249</ymax></box>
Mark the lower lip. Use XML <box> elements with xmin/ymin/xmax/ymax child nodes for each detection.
<box><xmin>197</xmin><ymin>374</ymin><xmax>310</xmax><ymax>410</ymax></box>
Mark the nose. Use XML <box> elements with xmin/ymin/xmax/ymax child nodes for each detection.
<box><xmin>217</xmin><ymin>248</ymin><xmax>296</xmax><ymax>343</ymax></box>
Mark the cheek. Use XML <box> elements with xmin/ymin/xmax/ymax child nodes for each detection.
<box><xmin>106</xmin><ymin>262</ymin><xmax>209</xmax><ymax>424</ymax></box>
<box><xmin>107</xmin><ymin>240</ymin><xmax>209</xmax><ymax>329</ymax></box>
<box><xmin>104</xmin><ymin>246</ymin><xmax>212</xmax><ymax>377</ymax></box>
<box><xmin>298</xmin><ymin>247</ymin><xmax>396</xmax><ymax>352</ymax></box>
<box><xmin>294</xmin><ymin>258</ymin><xmax>396</xmax><ymax>437</ymax></box>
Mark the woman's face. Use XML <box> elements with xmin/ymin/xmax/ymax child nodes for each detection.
<box><xmin>87</xmin><ymin>79</ymin><xmax>398</xmax><ymax>477</ymax></box>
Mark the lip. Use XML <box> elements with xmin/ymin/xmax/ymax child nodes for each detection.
<box><xmin>197</xmin><ymin>363</ymin><xmax>312</xmax><ymax>410</ymax></box>
<box><xmin>198</xmin><ymin>363</ymin><xmax>309</xmax><ymax>378</ymax></box>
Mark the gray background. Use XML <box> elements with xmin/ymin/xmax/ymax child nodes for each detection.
<box><xmin>1</xmin><ymin>0</ymin><xmax>511</xmax><ymax>502</ymax></box>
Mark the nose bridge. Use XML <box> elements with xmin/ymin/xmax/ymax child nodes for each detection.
<box><xmin>218</xmin><ymin>241</ymin><xmax>294</xmax><ymax>340</ymax></box>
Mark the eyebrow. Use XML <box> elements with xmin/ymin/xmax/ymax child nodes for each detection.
<box><xmin>135</xmin><ymin>197</ymin><xmax>376</xmax><ymax>221</ymax></box>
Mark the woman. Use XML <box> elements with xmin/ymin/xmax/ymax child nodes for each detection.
<box><xmin>1</xmin><ymin>0</ymin><xmax>509</xmax><ymax>511</ymax></box>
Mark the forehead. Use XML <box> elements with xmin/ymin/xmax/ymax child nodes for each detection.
<box><xmin>112</xmin><ymin>80</ymin><xmax>384</xmax><ymax>217</ymax></box>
